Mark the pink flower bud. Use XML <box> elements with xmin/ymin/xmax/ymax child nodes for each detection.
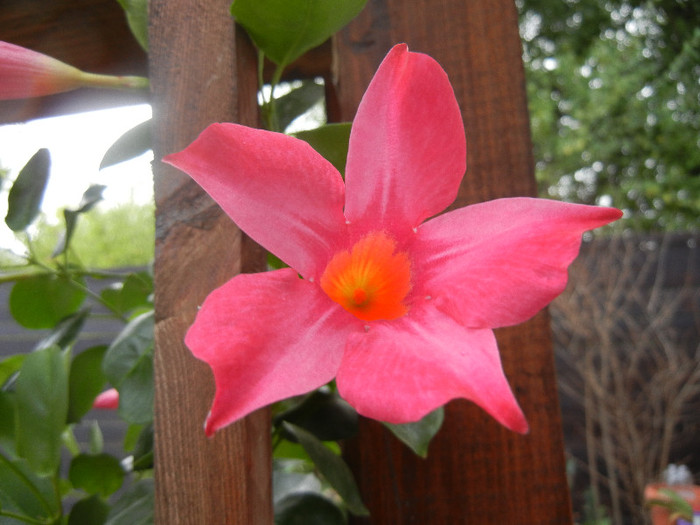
<box><xmin>0</xmin><ymin>40</ymin><xmax>148</xmax><ymax>100</ymax></box>
<box><xmin>93</xmin><ymin>388</ymin><xmax>119</xmax><ymax>410</ymax></box>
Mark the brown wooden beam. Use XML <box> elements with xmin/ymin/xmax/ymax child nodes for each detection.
<box><xmin>334</xmin><ymin>0</ymin><xmax>573</xmax><ymax>522</ymax></box>
<box><xmin>149</xmin><ymin>0</ymin><xmax>272</xmax><ymax>523</ymax></box>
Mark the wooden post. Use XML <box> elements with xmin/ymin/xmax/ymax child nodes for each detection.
<box><xmin>334</xmin><ymin>1</ymin><xmax>574</xmax><ymax>522</ymax></box>
<box><xmin>149</xmin><ymin>1</ymin><xmax>272</xmax><ymax>523</ymax></box>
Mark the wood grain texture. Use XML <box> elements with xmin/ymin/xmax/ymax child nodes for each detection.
<box><xmin>334</xmin><ymin>1</ymin><xmax>573</xmax><ymax>522</ymax></box>
<box><xmin>149</xmin><ymin>1</ymin><xmax>272</xmax><ymax>523</ymax></box>
<box><xmin>0</xmin><ymin>0</ymin><xmax>148</xmax><ymax>124</ymax></box>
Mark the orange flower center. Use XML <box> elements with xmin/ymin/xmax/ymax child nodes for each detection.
<box><xmin>320</xmin><ymin>232</ymin><xmax>412</xmax><ymax>321</ymax></box>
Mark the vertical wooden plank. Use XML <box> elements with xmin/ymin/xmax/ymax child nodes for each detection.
<box><xmin>149</xmin><ymin>1</ymin><xmax>272</xmax><ymax>523</ymax></box>
<box><xmin>335</xmin><ymin>0</ymin><xmax>573</xmax><ymax>522</ymax></box>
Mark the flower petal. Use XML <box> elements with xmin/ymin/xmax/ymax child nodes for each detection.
<box><xmin>336</xmin><ymin>305</ymin><xmax>528</xmax><ymax>433</ymax></box>
<box><xmin>185</xmin><ymin>268</ymin><xmax>362</xmax><ymax>435</ymax></box>
<box><xmin>343</xmin><ymin>44</ymin><xmax>466</xmax><ymax>237</ymax></box>
<box><xmin>414</xmin><ymin>198</ymin><xmax>623</xmax><ymax>328</ymax></box>
<box><xmin>164</xmin><ymin>124</ymin><xmax>347</xmax><ymax>280</ymax></box>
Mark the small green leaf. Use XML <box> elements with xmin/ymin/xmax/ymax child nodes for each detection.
<box><xmin>14</xmin><ymin>346</ymin><xmax>68</xmax><ymax>476</ymax></box>
<box><xmin>68</xmin><ymin>345</ymin><xmax>108</xmax><ymax>423</ymax></box>
<box><xmin>283</xmin><ymin>422</ymin><xmax>368</xmax><ymax>516</ymax></box>
<box><xmin>100</xmin><ymin>119</ymin><xmax>152</xmax><ymax>170</ymax></box>
<box><xmin>275</xmin><ymin>492</ymin><xmax>346</xmax><ymax>525</ymax></box>
<box><xmin>53</xmin><ymin>184</ymin><xmax>106</xmax><ymax>257</ymax></box>
<box><xmin>105</xmin><ymin>478</ymin><xmax>154</xmax><ymax>525</ymax></box>
<box><xmin>103</xmin><ymin>312</ymin><xmax>154</xmax><ymax>424</ymax></box>
<box><xmin>36</xmin><ymin>308</ymin><xmax>90</xmax><ymax>351</ymax></box>
<box><xmin>231</xmin><ymin>0</ymin><xmax>367</xmax><ymax>68</ymax></box>
<box><xmin>101</xmin><ymin>272</ymin><xmax>153</xmax><ymax>316</ymax></box>
<box><xmin>9</xmin><ymin>273</ymin><xmax>86</xmax><ymax>329</ymax></box>
<box><xmin>131</xmin><ymin>423</ymin><xmax>153</xmax><ymax>471</ymax></box>
<box><xmin>0</xmin><ymin>453</ymin><xmax>60</xmax><ymax>522</ymax></box>
<box><xmin>384</xmin><ymin>407</ymin><xmax>444</xmax><ymax>458</ymax></box>
<box><xmin>0</xmin><ymin>354</ymin><xmax>25</xmax><ymax>387</ymax></box>
<box><xmin>5</xmin><ymin>148</ymin><xmax>51</xmax><ymax>232</ymax></box>
<box><xmin>69</xmin><ymin>453</ymin><xmax>125</xmax><ymax>496</ymax></box>
<box><xmin>274</xmin><ymin>388</ymin><xmax>358</xmax><ymax>442</ymax></box>
<box><xmin>88</xmin><ymin>420</ymin><xmax>104</xmax><ymax>455</ymax></box>
<box><xmin>275</xmin><ymin>81</ymin><xmax>324</xmax><ymax>132</ymax></box>
<box><xmin>68</xmin><ymin>494</ymin><xmax>110</xmax><ymax>525</ymax></box>
<box><xmin>116</xmin><ymin>0</ymin><xmax>149</xmax><ymax>51</ymax></box>
<box><xmin>293</xmin><ymin>123</ymin><xmax>351</xmax><ymax>175</ymax></box>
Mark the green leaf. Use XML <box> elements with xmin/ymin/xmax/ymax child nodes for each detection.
<box><xmin>5</xmin><ymin>148</ymin><xmax>51</xmax><ymax>232</ymax></box>
<box><xmin>100</xmin><ymin>119</ymin><xmax>152</xmax><ymax>170</ymax></box>
<box><xmin>67</xmin><ymin>494</ymin><xmax>110</xmax><ymax>525</ymax></box>
<box><xmin>293</xmin><ymin>123</ymin><xmax>351</xmax><ymax>175</ymax></box>
<box><xmin>231</xmin><ymin>0</ymin><xmax>367</xmax><ymax>67</ymax></box>
<box><xmin>283</xmin><ymin>423</ymin><xmax>368</xmax><ymax>516</ymax></box>
<box><xmin>9</xmin><ymin>273</ymin><xmax>86</xmax><ymax>329</ymax></box>
<box><xmin>36</xmin><ymin>308</ymin><xmax>90</xmax><ymax>351</ymax></box>
<box><xmin>131</xmin><ymin>423</ymin><xmax>153</xmax><ymax>471</ymax></box>
<box><xmin>0</xmin><ymin>453</ymin><xmax>59</xmax><ymax>522</ymax></box>
<box><xmin>88</xmin><ymin>420</ymin><xmax>104</xmax><ymax>455</ymax></box>
<box><xmin>274</xmin><ymin>389</ymin><xmax>358</xmax><ymax>442</ymax></box>
<box><xmin>0</xmin><ymin>392</ymin><xmax>17</xmax><ymax>456</ymax></box>
<box><xmin>103</xmin><ymin>312</ymin><xmax>154</xmax><ymax>424</ymax></box>
<box><xmin>116</xmin><ymin>0</ymin><xmax>149</xmax><ymax>51</ymax></box>
<box><xmin>273</xmin><ymin>468</ymin><xmax>322</xmax><ymax>504</ymax></box>
<box><xmin>275</xmin><ymin>492</ymin><xmax>346</xmax><ymax>525</ymax></box>
<box><xmin>69</xmin><ymin>453</ymin><xmax>125</xmax><ymax>496</ymax></box>
<box><xmin>14</xmin><ymin>346</ymin><xmax>68</xmax><ymax>475</ymax></box>
<box><xmin>101</xmin><ymin>272</ymin><xmax>153</xmax><ymax>316</ymax></box>
<box><xmin>0</xmin><ymin>355</ymin><xmax>25</xmax><ymax>388</ymax></box>
<box><xmin>53</xmin><ymin>184</ymin><xmax>106</xmax><ymax>257</ymax></box>
<box><xmin>275</xmin><ymin>81</ymin><xmax>324</xmax><ymax>132</ymax></box>
<box><xmin>105</xmin><ymin>478</ymin><xmax>154</xmax><ymax>525</ymax></box>
<box><xmin>384</xmin><ymin>407</ymin><xmax>444</xmax><ymax>458</ymax></box>
<box><xmin>68</xmin><ymin>345</ymin><xmax>108</xmax><ymax>423</ymax></box>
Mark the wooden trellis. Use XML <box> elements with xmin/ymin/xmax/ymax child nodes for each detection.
<box><xmin>149</xmin><ymin>0</ymin><xmax>573</xmax><ymax>522</ymax></box>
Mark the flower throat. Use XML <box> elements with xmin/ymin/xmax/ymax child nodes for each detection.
<box><xmin>320</xmin><ymin>232</ymin><xmax>412</xmax><ymax>322</ymax></box>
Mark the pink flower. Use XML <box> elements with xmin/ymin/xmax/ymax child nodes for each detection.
<box><xmin>92</xmin><ymin>388</ymin><xmax>119</xmax><ymax>410</ymax></box>
<box><xmin>0</xmin><ymin>40</ymin><xmax>147</xmax><ymax>100</ymax></box>
<box><xmin>164</xmin><ymin>44</ymin><xmax>621</xmax><ymax>436</ymax></box>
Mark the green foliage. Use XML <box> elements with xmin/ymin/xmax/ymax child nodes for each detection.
<box><xmin>519</xmin><ymin>0</ymin><xmax>700</xmax><ymax>231</ymax></box>
<box><xmin>100</xmin><ymin>119</ymin><xmax>152</xmax><ymax>170</ymax></box>
<box><xmin>116</xmin><ymin>0</ymin><xmax>149</xmax><ymax>51</ymax></box>
<box><xmin>384</xmin><ymin>407</ymin><xmax>444</xmax><ymax>458</ymax></box>
<box><xmin>31</xmin><ymin>202</ymin><xmax>155</xmax><ymax>268</ymax></box>
<box><xmin>9</xmin><ymin>273</ymin><xmax>86</xmax><ymax>329</ymax></box>
<box><xmin>283</xmin><ymin>423</ymin><xmax>369</xmax><ymax>516</ymax></box>
<box><xmin>103</xmin><ymin>312</ymin><xmax>154</xmax><ymax>425</ymax></box>
<box><xmin>14</xmin><ymin>345</ymin><xmax>69</xmax><ymax>475</ymax></box>
<box><xmin>5</xmin><ymin>149</ymin><xmax>51</xmax><ymax>232</ymax></box>
<box><xmin>231</xmin><ymin>0</ymin><xmax>367</xmax><ymax>68</ymax></box>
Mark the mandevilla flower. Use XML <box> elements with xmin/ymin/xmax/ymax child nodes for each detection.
<box><xmin>0</xmin><ymin>40</ymin><xmax>147</xmax><ymax>100</ymax></box>
<box><xmin>165</xmin><ymin>44</ymin><xmax>621</xmax><ymax>436</ymax></box>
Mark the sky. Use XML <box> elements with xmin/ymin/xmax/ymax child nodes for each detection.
<box><xmin>0</xmin><ymin>104</ymin><xmax>153</xmax><ymax>251</ymax></box>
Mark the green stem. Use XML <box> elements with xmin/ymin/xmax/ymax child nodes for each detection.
<box><xmin>78</xmin><ymin>71</ymin><xmax>149</xmax><ymax>91</ymax></box>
